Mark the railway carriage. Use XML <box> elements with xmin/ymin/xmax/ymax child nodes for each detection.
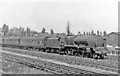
<box><xmin>20</xmin><ymin>37</ymin><xmax>46</xmax><ymax>51</ymax></box>
<box><xmin>3</xmin><ymin>36</ymin><xmax>20</xmax><ymax>48</ymax></box>
<box><xmin>0</xmin><ymin>36</ymin><xmax>3</xmax><ymax>46</ymax></box>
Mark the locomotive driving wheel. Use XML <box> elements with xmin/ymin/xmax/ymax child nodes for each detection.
<box><xmin>46</xmin><ymin>49</ymin><xmax>51</xmax><ymax>53</ymax></box>
<box><xmin>93</xmin><ymin>54</ymin><xmax>98</xmax><ymax>59</ymax></box>
<box><xmin>67</xmin><ymin>50</ymin><xmax>72</xmax><ymax>55</ymax></box>
<box><xmin>99</xmin><ymin>54</ymin><xmax>104</xmax><ymax>59</ymax></box>
<box><xmin>74</xmin><ymin>52</ymin><xmax>79</xmax><ymax>56</ymax></box>
<box><xmin>70</xmin><ymin>49</ymin><xmax>75</xmax><ymax>56</ymax></box>
<box><xmin>86</xmin><ymin>52</ymin><xmax>91</xmax><ymax>58</ymax></box>
<box><xmin>81</xmin><ymin>50</ymin><xmax>86</xmax><ymax>57</ymax></box>
<box><xmin>65</xmin><ymin>49</ymin><xmax>71</xmax><ymax>55</ymax></box>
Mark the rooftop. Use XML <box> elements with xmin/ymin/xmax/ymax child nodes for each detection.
<box><xmin>107</xmin><ymin>32</ymin><xmax>120</xmax><ymax>36</ymax></box>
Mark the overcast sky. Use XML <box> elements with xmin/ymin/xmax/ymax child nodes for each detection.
<box><xmin>0</xmin><ymin>0</ymin><xmax>119</xmax><ymax>34</ymax></box>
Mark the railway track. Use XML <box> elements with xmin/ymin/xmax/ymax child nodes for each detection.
<box><xmin>2</xmin><ymin>47</ymin><xmax>118</xmax><ymax>64</ymax></box>
<box><xmin>2</xmin><ymin>47</ymin><xmax>119</xmax><ymax>72</ymax></box>
<box><xmin>3</xmin><ymin>56</ymin><xmax>60</xmax><ymax>74</ymax></box>
<box><xmin>2</xmin><ymin>51</ymin><xmax>99</xmax><ymax>74</ymax></box>
<box><xmin>1</xmin><ymin>49</ymin><xmax>118</xmax><ymax>75</ymax></box>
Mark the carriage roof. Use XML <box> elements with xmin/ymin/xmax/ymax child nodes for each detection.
<box><xmin>21</xmin><ymin>36</ymin><xmax>46</xmax><ymax>40</ymax></box>
<box><xmin>3</xmin><ymin>36</ymin><xmax>20</xmax><ymax>40</ymax></box>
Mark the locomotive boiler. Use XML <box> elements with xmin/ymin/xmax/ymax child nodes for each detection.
<box><xmin>73</xmin><ymin>35</ymin><xmax>107</xmax><ymax>59</ymax></box>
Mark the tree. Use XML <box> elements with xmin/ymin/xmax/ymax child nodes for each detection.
<box><xmin>103</xmin><ymin>31</ymin><xmax>107</xmax><ymax>36</ymax></box>
<box><xmin>2</xmin><ymin>24</ymin><xmax>9</xmax><ymax>35</ymax></box>
<box><xmin>78</xmin><ymin>31</ymin><xmax>81</xmax><ymax>35</ymax></box>
<box><xmin>26</xmin><ymin>27</ymin><xmax>31</xmax><ymax>36</ymax></box>
<box><xmin>19</xmin><ymin>27</ymin><xmax>25</xmax><ymax>36</ymax></box>
<box><xmin>97</xmin><ymin>30</ymin><xmax>99</xmax><ymax>35</ymax></box>
<box><xmin>83</xmin><ymin>32</ymin><xmax>86</xmax><ymax>35</ymax></box>
<box><xmin>88</xmin><ymin>32</ymin><xmax>91</xmax><ymax>35</ymax></box>
<box><xmin>41</xmin><ymin>27</ymin><xmax>45</xmax><ymax>34</ymax></box>
<box><xmin>50</xmin><ymin>29</ymin><xmax>54</xmax><ymax>34</ymax></box>
<box><xmin>100</xmin><ymin>31</ymin><xmax>102</xmax><ymax>36</ymax></box>
<box><xmin>86</xmin><ymin>32</ymin><xmax>89</xmax><ymax>35</ymax></box>
<box><xmin>91</xmin><ymin>30</ymin><xmax>94</xmax><ymax>35</ymax></box>
<box><xmin>7</xmin><ymin>27</ymin><xmax>19</xmax><ymax>36</ymax></box>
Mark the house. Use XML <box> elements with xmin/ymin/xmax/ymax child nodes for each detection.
<box><xmin>106</xmin><ymin>32</ymin><xmax>120</xmax><ymax>47</ymax></box>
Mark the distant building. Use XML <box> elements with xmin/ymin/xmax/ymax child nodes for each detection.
<box><xmin>107</xmin><ymin>32</ymin><xmax>120</xmax><ymax>36</ymax></box>
<box><xmin>106</xmin><ymin>32</ymin><xmax>120</xmax><ymax>47</ymax></box>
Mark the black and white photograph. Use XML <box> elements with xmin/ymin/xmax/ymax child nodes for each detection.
<box><xmin>0</xmin><ymin>0</ymin><xmax>119</xmax><ymax>75</ymax></box>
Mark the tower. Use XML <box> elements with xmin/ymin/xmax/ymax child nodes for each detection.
<box><xmin>66</xmin><ymin>21</ymin><xmax>71</xmax><ymax>36</ymax></box>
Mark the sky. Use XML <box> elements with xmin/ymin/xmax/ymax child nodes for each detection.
<box><xmin>0</xmin><ymin>0</ymin><xmax>119</xmax><ymax>34</ymax></box>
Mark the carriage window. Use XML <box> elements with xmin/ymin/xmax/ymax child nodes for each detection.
<box><xmin>37</xmin><ymin>41</ymin><xmax>42</xmax><ymax>44</ymax></box>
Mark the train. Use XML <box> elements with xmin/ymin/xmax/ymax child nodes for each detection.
<box><xmin>0</xmin><ymin>35</ymin><xmax>108</xmax><ymax>59</ymax></box>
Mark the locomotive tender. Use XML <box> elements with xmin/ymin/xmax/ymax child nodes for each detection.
<box><xmin>0</xmin><ymin>35</ymin><xmax>108</xmax><ymax>59</ymax></box>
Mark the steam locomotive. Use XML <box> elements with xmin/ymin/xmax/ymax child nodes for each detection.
<box><xmin>0</xmin><ymin>35</ymin><xmax>108</xmax><ymax>59</ymax></box>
